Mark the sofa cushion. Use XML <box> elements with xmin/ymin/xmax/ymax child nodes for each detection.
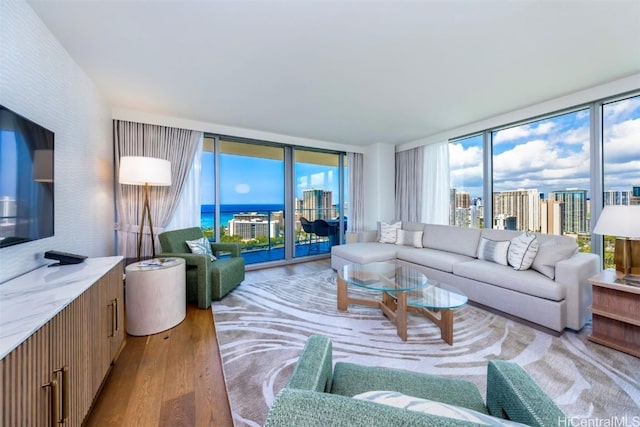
<box><xmin>477</xmin><ymin>237</ymin><xmax>510</xmax><ymax>266</ymax></box>
<box><xmin>453</xmin><ymin>259</ymin><xmax>565</xmax><ymax>301</ymax></box>
<box><xmin>397</xmin><ymin>247</ymin><xmax>475</xmax><ymax>273</ymax></box>
<box><xmin>354</xmin><ymin>391</ymin><xmax>528</xmax><ymax>427</ymax></box>
<box><xmin>531</xmin><ymin>238</ymin><xmax>578</xmax><ymax>279</ymax></box>
<box><xmin>331</xmin><ymin>242</ymin><xmax>398</xmax><ymax>264</ymax></box>
<box><xmin>507</xmin><ymin>233</ymin><xmax>539</xmax><ymax>271</ymax></box>
<box><xmin>423</xmin><ymin>224</ymin><xmax>482</xmax><ymax>257</ymax></box>
<box><xmin>379</xmin><ymin>221</ymin><xmax>401</xmax><ymax>243</ymax></box>
<box><xmin>396</xmin><ymin>229</ymin><xmax>424</xmax><ymax>248</ymax></box>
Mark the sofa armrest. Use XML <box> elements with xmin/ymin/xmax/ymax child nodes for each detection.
<box><xmin>286</xmin><ymin>335</ymin><xmax>334</xmax><ymax>393</ymax></box>
<box><xmin>265</xmin><ymin>388</ymin><xmax>479</xmax><ymax>427</ymax></box>
<box><xmin>210</xmin><ymin>242</ymin><xmax>241</xmax><ymax>257</ymax></box>
<box><xmin>555</xmin><ymin>252</ymin><xmax>600</xmax><ymax>330</ymax></box>
<box><xmin>486</xmin><ymin>360</ymin><xmax>565</xmax><ymax>427</ymax></box>
<box><xmin>349</xmin><ymin>229</ymin><xmax>378</xmax><ymax>242</ymax></box>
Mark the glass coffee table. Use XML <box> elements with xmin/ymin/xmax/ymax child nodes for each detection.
<box><xmin>337</xmin><ymin>261</ymin><xmax>467</xmax><ymax>344</ymax></box>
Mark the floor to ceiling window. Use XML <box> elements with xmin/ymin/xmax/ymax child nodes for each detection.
<box><xmin>448</xmin><ymin>90</ymin><xmax>639</xmax><ymax>265</ymax></box>
<box><xmin>491</xmin><ymin>108</ymin><xmax>591</xmax><ymax>251</ymax></box>
<box><xmin>449</xmin><ymin>134</ymin><xmax>484</xmax><ymax>228</ymax></box>
<box><xmin>200</xmin><ymin>135</ymin><xmax>346</xmax><ymax>265</ymax></box>
<box><xmin>601</xmin><ymin>94</ymin><xmax>640</xmax><ymax>267</ymax></box>
<box><xmin>294</xmin><ymin>149</ymin><xmax>345</xmax><ymax>257</ymax></box>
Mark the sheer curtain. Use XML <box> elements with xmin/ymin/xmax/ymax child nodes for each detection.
<box><xmin>114</xmin><ymin>120</ymin><xmax>202</xmax><ymax>259</ymax></box>
<box><xmin>395</xmin><ymin>146</ymin><xmax>424</xmax><ymax>222</ymax></box>
<box><xmin>166</xmin><ymin>137</ymin><xmax>203</xmax><ymax>230</ymax></box>
<box><xmin>421</xmin><ymin>141</ymin><xmax>450</xmax><ymax>225</ymax></box>
<box><xmin>347</xmin><ymin>152</ymin><xmax>364</xmax><ymax>232</ymax></box>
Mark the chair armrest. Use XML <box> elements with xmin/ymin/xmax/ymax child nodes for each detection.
<box><xmin>210</xmin><ymin>242</ymin><xmax>241</xmax><ymax>257</ymax></box>
<box><xmin>486</xmin><ymin>360</ymin><xmax>565</xmax><ymax>427</ymax></box>
<box><xmin>157</xmin><ymin>252</ymin><xmax>209</xmax><ymax>269</ymax></box>
<box><xmin>265</xmin><ymin>389</ymin><xmax>477</xmax><ymax>427</ymax></box>
<box><xmin>287</xmin><ymin>335</ymin><xmax>333</xmax><ymax>393</ymax></box>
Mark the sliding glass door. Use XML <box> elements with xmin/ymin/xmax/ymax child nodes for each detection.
<box><xmin>200</xmin><ymin>136</ymin><xmax>345</xmax><ymax>265</ymax></box>
<box><xmin>294</xmin><ymin>149</ymin><xmax>345</xmax><ymax>258</ymax></box>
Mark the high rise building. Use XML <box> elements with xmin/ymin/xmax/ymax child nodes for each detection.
<box><xmin>228</xmin><ymin>213</ymin><xmax>280</xmax><ymax>240</ymax></box>
<box><xmin>541</xmin><ymin>200</ymin><xmax>564</xmax><ymax>235</ymax></box>
<box><xmin>302</xmin><ymin>189</ymin><xmax>333</xmax><ymax>220</ymax></box>
<box><xmin>631</xmin><ymin>186</ymin><xmax>640</xmax><ymax>205</ymax></box>
<box><xmin>604</xmin><ymin>189</ymin><xmax>631</xmax><ymax>205</ymax></box>
<box><xmin>493</xmin><ymin>214</ymin><xmax>517</xmax><ymax>230</ymax></box>
<box><xmin>549</xmin><ymin>189</ymin><xmax>587</xmax><ymax>234</ymax></box>
<box><xmin>493</xmin><ymin>189</ymin><xmax>540</xmax><ymax>232</ymax></box>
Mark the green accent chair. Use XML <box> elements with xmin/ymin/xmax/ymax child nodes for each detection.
<box><xmin>158</xmin><ymin>227</ymin><xmax>245</xmax><ymax>308</ymax></box>
<box><xmin>265</xmin><ymin>335</ymin><xmax>566</xmax><ymax>427</ymax></box>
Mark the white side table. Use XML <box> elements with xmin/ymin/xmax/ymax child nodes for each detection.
<box><xmin>125</xmin><ymin>258</ymin><xmax>186</xmax><ymax>336</ymax></box>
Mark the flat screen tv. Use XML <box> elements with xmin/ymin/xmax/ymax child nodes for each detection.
<box><xmin>0</xmin><ymin>105</ymin><xmax>54</xmax><ymax>248</ymax></box>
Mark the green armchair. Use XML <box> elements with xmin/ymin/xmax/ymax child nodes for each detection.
<box><xmin>158</xmin><ymin>227</ymin><xmax>245</xmax><ymax>308</ymax></box>
<box><xmin>265</xmin><ymin>335</ymin><xmax>566</xmax><ymax>426</ymax></box>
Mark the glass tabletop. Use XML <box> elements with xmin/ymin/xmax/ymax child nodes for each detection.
<box><xmin>338</xmin><ymin>261</ymin><xmax>427</xmax><ymax>292</ymax></box>
<box><xmin>404</xmin><ymin>282</ymin><xmax>468</xmax><ymax>310</ymax></box>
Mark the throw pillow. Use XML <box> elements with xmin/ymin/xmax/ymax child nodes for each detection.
<box><xmin>379</xmin><ymin>221</ymin><xmax>401</xmax><ymax>244</ymax></box>
<box><xmin>477</xmin><ymin>237</ymin><xmax>510</xmax><ymax>266</ymax></box>
<box><xmin>186</xmin><ymin>237</ymin><xmax>216</xmax><ymax>261</ymax></box>
<box><xmin>354</xmin><ymin>391</ymin><xmax>528</xmax><ymax>427</ymax></box>
<box><xmin>395</xmin><ymin>229</ymin><xmax>424</xmax><ymax>248</ymax></box>
<box><xmin>508</xmin><ymin>233</ymin><xmax>539</xmax><ymax>271</ymax></box>
<box><xmin>531</xmin><ymin>238</ymin><xmax>578</xmax><ymax>279</ymax></box>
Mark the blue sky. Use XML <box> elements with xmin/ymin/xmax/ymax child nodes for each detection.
<box><xmin>450</xmin><ymin>95</ymin><xmax>640</xmax><ymax>199</ymax></box>
<box><xmin>200</xmin><ymin>151</ymin><xmax>343</xmax><ymax>205</ymax></box>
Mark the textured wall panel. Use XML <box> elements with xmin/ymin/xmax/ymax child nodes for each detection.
<box><xmin>0</xmin><ymin>1</ymin><xmax>114</xmax><ymax>283</ymax></box>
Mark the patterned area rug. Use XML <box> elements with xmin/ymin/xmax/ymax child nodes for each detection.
<box><xmin>211</xmin><ymin>269</ymin><xmax>640</xmax><ymax>427</ymax></box>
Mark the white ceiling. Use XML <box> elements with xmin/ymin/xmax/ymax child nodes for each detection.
<box><xmin>28</xmin><ymin>0</ymin><xmax>640</xmax><ymax>146</ymax></box>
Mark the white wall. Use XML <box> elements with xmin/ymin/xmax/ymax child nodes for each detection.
<box><xmin>397</xmin><ymin>73</ymin><xmax>640</xmax><ymax>151</ymax></box>
<box><xmin>112</xmin><ymin>108</ymin><xmax>366</xmax><ymax>154</ymax></box>
<box><xmin>363</xmin><ymin>143</ymin><xmax>396</xmax><ymax>230</ymax></box>
<box><xmin>0</xmin><ymin>1</ymin><xmax>114</xmax><ymax>283</ymax></box>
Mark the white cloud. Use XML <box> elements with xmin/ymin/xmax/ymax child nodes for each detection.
<box><xmin>449</xmin><ymin>141</ymin><xmax>482</xmax><ymax>170</ymax></box>
<box><xmin>235</xmin><ymin>183</ymin><xmax>250</xmax><ymax>194</ymax></box>
<box><xmin>493</xmin><ymin>121</ymin><xmax>557</xmax><ymax>145</ymax></box>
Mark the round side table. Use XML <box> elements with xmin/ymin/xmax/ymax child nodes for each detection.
<box><xmin>125</xmin><ymin>258</ymin><xmax>186</xmax><ymax>336</ymax></box>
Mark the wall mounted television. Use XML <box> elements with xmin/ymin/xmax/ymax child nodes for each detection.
<box><xmin>0</xmin><ymin>105</ymin><xmax>54</xmax><ymax>248</ymax></box>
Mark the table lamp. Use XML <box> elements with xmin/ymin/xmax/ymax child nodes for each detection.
<box><xmin>119</xmin><ymin>156</ymin><xmax>172</xmax><ymax>260</ymax></box>
<box><xmin>592</xmin><ymin>205</ymin><xmax>640</xmax><ymax>280</ymax></box>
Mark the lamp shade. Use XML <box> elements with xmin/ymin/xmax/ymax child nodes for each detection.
<box><xmin>592</xmin><ymin>205</ymin><xmax>640</xmax><ymax>238</ymax></box>
<box><xmin>119</xmin><ymin>156</ymin><xmax>171</xmax><ymax>186</ymax></box>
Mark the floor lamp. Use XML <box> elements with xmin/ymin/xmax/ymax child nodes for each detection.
<box><xmin>119</xmin><ymin>156</ymin><xmax>172</xmax><ymax>260</ymax></box>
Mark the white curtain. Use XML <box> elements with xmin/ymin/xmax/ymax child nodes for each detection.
<box><xmin>395</xmin><ymin>146</ymin><xmax>424</xmax><ymax>222</ymax></box>
<box><xmin>347</xmin><ymin>152</ymin><xmax>364</xmax><ymax>232</ymax></box>
<box><xmin>166</xmin><ymin>136</ymin><xmax>203</xmax><ymax>230</ymax></box>
<box><xmin>114</xmin><ymin>120</ymin><xmax>202</xmax><ymax>259</ymax></box>
<box><xmin>421</xmin><ymin>141</ymin><xmax>450</xmax><ymax>225</ymax></box>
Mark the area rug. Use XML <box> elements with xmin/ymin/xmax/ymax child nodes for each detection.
<box><xmin>211</xmin><ymin>269</ymin><xmax>640</xmax><ymax>427</ymax></box>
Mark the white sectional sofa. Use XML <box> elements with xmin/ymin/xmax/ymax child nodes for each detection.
<box><xmin>331</xmin><ymin>222</ymin><xmax>600</xmax><ymax>333</ymax></box>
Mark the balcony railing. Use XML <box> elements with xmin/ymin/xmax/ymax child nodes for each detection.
<box><xmin>202</xmin><ymin>207</ymin><xmax>346</xmax><ymax>265</ymax></box>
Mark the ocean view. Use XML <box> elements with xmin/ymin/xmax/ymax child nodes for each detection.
<box><xmin>201</xmin><ymin>204</ymin><xmax>284</xmax><ymax>229</ymax></box>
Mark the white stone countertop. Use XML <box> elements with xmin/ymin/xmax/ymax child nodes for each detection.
<box><xmin>0</xmin><ymin>256</ymin><xmax>123</xmax><ymax>359</ymax></box>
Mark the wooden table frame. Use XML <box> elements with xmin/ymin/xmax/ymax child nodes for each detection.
<box><xmin>337</xmin><ymin>275</ymin><xmax>456</xmax><ymax>344</ymax></box>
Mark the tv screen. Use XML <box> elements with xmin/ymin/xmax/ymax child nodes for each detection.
<box><xmin>0</xmin><ymin>105</ymin><xmax>54</xmax><ymax>248</ymax></box>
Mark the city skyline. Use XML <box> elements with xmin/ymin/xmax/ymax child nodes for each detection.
<box><xmin>450</xmin><ymin>96</ymin><xmax>640</xmax><ymax>200</ymax></box>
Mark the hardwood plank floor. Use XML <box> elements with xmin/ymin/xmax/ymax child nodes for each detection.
<box><xmin>84</xmin><ymin>259</ymin><xmax>331</xmax><ymax>427</ymax></box>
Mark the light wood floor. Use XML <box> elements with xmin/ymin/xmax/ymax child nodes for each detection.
<box><xmin>84</xmin><ymin>259</ymin><xmax>331</xmax><ymax>427</ymax></box>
